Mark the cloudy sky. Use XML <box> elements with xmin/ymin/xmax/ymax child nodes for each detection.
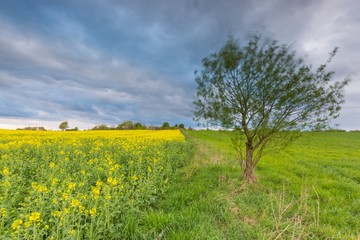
<box><xmin>0</xmin><ymin>0</ymin><xmax>358</xmax><ymax>130</ymax></box>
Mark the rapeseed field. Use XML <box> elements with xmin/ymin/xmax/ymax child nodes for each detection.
<box><xmin>0</xmin><ymin>130</ymin><xmax>190</xmax><ymax>239</ymax></box>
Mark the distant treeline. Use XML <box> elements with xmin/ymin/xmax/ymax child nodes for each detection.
<box><xmin>15</xmin><ymin>121</ymin><xmax>186</xmax><ymax>131</ymax></box>
<box><xmin>91</xmin><ymin>121</ymin><xmax>185</xmax><ymax>130</ymax></box>
<box><xmin>16</xmin><ymin>126</ymin><xmax>47</xmax><ymax>131</ymax></box>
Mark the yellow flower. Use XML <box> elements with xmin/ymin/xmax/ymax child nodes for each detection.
<box><xmin>71</xmin><ymin>199</ymin><xmax>81</xmax><ymax>207</ymax></box>
<box><xmin>51</xmin><ymin>178</ymin><xmax>59</xmax><ymax>186</ymax></box>
<box><xmin>107</xmin><ymin>177</ymin><xmax>118</xmax><ymax>186</ymax></box>
<box><xmin>89</xmin><ymin>207</ymin><xmax>97</xmax><ymax>216</ymax></box>
<box><xmin>62</xmin><ymin>192</ymin><xmax>69</xmax><ymax>201</ymax></box>
<box><xmin>2</xmin><ymin>167</ymin><xmax>10</xmax><ymax>176</ymax></box>
<box><xmin>68</xmin><ymin>182</ymin><xmax>76</xmax><ymax>190</ymax></box>
<box><xmin>96</xmin><ymin>180</ymin><xmax>102</xmax><ymax>187</ymax></box>
<box><xmin>63</xmin><ymin>208</ymin><xmax>69</xmax><ymax>215</ymax></box>
<box><xmin>49</xmin><ymin>162</ymin><xmax>55</xmax><ymax>168</ymax></box>
<box><xmin>91</xmin><ymin>187</ymin><xmax>100</xmax><ymax>198</ymax></box>
<box><xmin>131</xmin><ymin>175</ymin><xmax>138</xmax><ymax>181</ymax></box>
<box><xmin>28</xmin><ymin>212</ymin><xmax>41</xmax><ymax>222</ymax></box>
<box><xmin>31</xmin><ymin>182</ymin><xmax>48</xmax><ymax>192</ymax></box>
<box><xmin>52</xmin><ymin>210</ymin><xmax>61</xmax><ymax>218</ymax></box>
<box><xmin>1</xmin><ymin>207</ymin><xmax>6</xmax><ymax>217</ymax></box>
<box><xmin>12</xmin><ymin>219</ymin><xmax>23</xmax><ymax>230</ymax></box>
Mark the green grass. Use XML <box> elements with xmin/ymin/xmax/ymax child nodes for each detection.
<box><xmin>139</xmin><ymin>131</ymin><xmax>360</xmax><ymax>239</ymax></box>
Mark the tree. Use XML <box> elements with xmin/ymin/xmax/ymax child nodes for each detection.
<box><xmin>59</xmin><ymin>121</ymin><xmax>69</xmax><ymax>131</ymax></box>
<box><xmin>194</xmin><ymin>35</ymin><xmax>349</xmax><ymax>183</ymax></box>
<box><xmin>134</xmin><ymin>122</ymin><xmax>145</xmax><ymax>130</ymax></box>
<box><xmin>92</xmin><ymin>124</ymin><xmax>110</xmax><ymax>130</ymax></box>
<box><xmin>117</xmin><ymin>121</ymin><xmax>133</xmax><ymax>130</ymax></box>
<box><xmin>179</xmin><ymin>123</ymin><xmax>185</xmax><ymax>129</ymax></box>
<box><xmin>162</xmin><ymin>122</ymin><xmax>170</xmax><ymax>129</ymax></box>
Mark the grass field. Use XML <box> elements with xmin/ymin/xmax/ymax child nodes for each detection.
<box><xmin>1</xmin><ymin>130</ymin><xmax>359</xmax><ymax>239</ymax></box>
<box><xmin>138</xmin><ymin>130</ymin><xmax>360</xmax><ymax>239</ymax></box>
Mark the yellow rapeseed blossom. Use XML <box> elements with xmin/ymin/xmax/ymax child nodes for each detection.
<box><xmin>71</xmin><ymin>199</ymin><xmax>81</xmax><ymax>207</ymax></box>
<box><xmin>1</xmin><ymin>207</ymin><xmax>7</xmax><ymax>217</ymax></box>
<box><xmin>91</xmin><ymin>187</ymin><xmax>100</xmax><ymax>198</ymax></box>
<box><xmin>68</xmin><ymin>182</ymin><xmax>76</xmax><ymax>190</ymax></box>
<box><xmin>61</xmin><ymin>193</ymin><xmax>69</xmax><ymax>201</ymax></box>
<box><xmin>52</xmin><ymin>210</ymin><xmax>61</xmax><ymax>218</ymax></box>
<box><xmin>12</xmin><ymin>219</ymin><xmax>23</xmax><ymax>230</ymax></box>
<box><xmin>107</xmin><ymin>177</ymin><xmax>118</xmax><ymax>186</ymax></box>
<box><xmin>31</xmin><ymin>182</ymin><xmax>48</xmax><ymax>193</ymax></box>
<box><xmin>2</xmin><ymin>167</ymin><xmax>10</xmax><ymax>176</ymax></box>
<box><xmin>89</xmin><ymin>207</ymin><xmax>97</xmax><ymax>217</ymax></box>
<box><xmin>131</xmin><ymin>175</ymin><xmax>138</xmax><ymax>181</ymax></box>
<box><xmin>28</xmin><ymin>212</ymin><xmax>41</xmax><ymax>222</ymax></box>
<box><xmin>49</xmin><ymin>162</ymin><xmax>55</xmax><ymax>168</ymax></box>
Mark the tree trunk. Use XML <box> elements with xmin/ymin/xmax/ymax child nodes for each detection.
<box><xmin>243</xmin><ymin>141</ymin><xmax>257</xmax><ymax>183</ymax></box>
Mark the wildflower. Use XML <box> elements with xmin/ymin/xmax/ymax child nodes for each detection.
<box><xmin>89</xmin><ymin>208</ymin><xmax>97</xmax><ymax>217</ymax></box>
<box><xmin>51</xmin><ymin>178</ymin><xmax>59</xmax><ymax>186</ymax></box>
<box><xmin>12</xmin><ymin>219</ymin><xmax>23</xmax><ymax>230</ymax></box>
<box><xmin>68</xmin><ymin>182</ymin><xmax>76</xmax><ymax>190</ymax></box>
<box><xmin>31</xmin><ymin>182</ymin><xmax>48</xmax><ymax>193</ymax></box>
<box><xmin>63</xmin><ymin>208</ymin><xmax>69</xmax><ymax>215</ymax></box>
<box><xmin>96</xmin><ymin>180</ymin><xmax>102</xmax><ymax>188</ymax></box>
<box><xmin>2</xmin><ymin>167</ymin><xmax>10</xmax><ymax>176</ymax></box>
<box><xmin>91</xmin><ymin>187</ymin><xmax>100</xmax><ymax>198</ymax></box>
<box><xmin>52</xmin><ymin>210</ymin><xmax>61</xmax><ymax>218</ymax></box>
<box><xmin>1</xmin><ymin>207</ymin><xmax>6</xmax><ymax>217</ymax></box>
<box><xmin>131</xmin><ymin>175</ymin><xmax>138</xmax><ymax>181</ymax></box>
<box><xmin>28</xmin><ymin>212</ymin><xmax>41</xmax><ymax>222</ymax></box>
<box><xmin>49</xmin><ymin>162</ymin><xmax>55</xmax><ymax>168</ymax></box>
<box><xmin>107</xmin><ymin>177</ymin><xmax>118</xmax><ymax>186</ymax></box>
<box><xmin>61</xmin><ymin>193</ymin><xmax>69</xmax><ymax>201</ymax></box>
<box><xmin>71</xmin><ymin>199</ymin><xmax>81</xmax><ymax>207</ymax></box>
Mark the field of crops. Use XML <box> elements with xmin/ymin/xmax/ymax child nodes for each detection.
<box><xmin>0</xmin><ymin>130</ymin><xmax>190</xmax><ymax>239</ymax></box>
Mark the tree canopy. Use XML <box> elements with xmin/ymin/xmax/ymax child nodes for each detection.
<box><xmin>59</xmin><ymin>121</ymin><xmax>69</xmax><ymax>131</ymax></box>
<box><xmin>194</xmin><ymin>35</ymin><xmax>349</xmax><ymax>183</ymax></box>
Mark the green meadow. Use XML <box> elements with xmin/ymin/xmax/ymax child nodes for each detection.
<box><xmin>140</xmin><ymin>131</ymin><xmax>360</xmax><ymax>239</ymax></box>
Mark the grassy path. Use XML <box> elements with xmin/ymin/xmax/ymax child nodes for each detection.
<box><xmin>140</xmin><ymin>131</ymin><xmax>360</xmax><ymax>239</ymax></box>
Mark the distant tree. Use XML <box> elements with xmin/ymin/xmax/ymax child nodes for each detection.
<box><xmin>92</xmin><ymin>124</ymin><xmax>109</xmax><ymax>130</ymax></box>
<box><xmin>66</xmin><ymin>127</ymin><xmax>79</xmax><ymax>131</ymax></box>
<box><xmin>117</xmin><ymin>121</ymin><xmax>134</xmax><ymax>130</ymax></box>
<box><xmin>134</xmin><ymin>122</ymin><xmax>146</xmax><ymax>130</ymax></box>
<box><xmin>59</xmin><ymin>121</ymin><xmax>69</xmax><ymax>131</ymax></box>
<box><xmin>194</xmin><ymin>35</ymin><xmax>349</xmax><ymax>183</ymax></box>
<box><xmin>19</xmin><ymin>126</ymin><xmax>46</xmax><ymax>131</ymax></box>
<box><xmin>162</xmin><ymin>122</ymin><xmax>170</xmax><ymax>129</ymax></box>
<box><xmin>179</xmin><ymin>123</ymin><xmax>185</xmax><ymax>129</ymax></box>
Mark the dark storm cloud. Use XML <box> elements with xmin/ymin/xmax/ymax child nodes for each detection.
<box><xmin>0</xmin><ymin>0</ymin><xmax>358</xmax><ymax>129</ymax></box>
